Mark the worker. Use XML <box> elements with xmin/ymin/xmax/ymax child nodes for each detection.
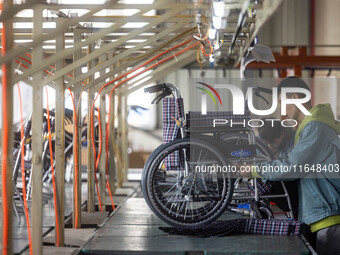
<box><xmin>258</xmin><ymin>118</ymin><xmax>295</xmax><ymax>159</ymax></box>
<box><xmin>257</xmin><ymin>119</ymin><xmax>299</xmax><ymax>219</ymax></box>
<box><xmin>240</xmin><ymin>76</ymin><xmax>340</xmax><ymax>255</ymax></box>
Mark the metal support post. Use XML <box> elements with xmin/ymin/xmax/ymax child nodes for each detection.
<box><xmin>1</xmin><ymin>0</ymin><xmax>14</xmax><ymax>253</ymax></box>
<box><xmin>117</xmin><ymin>93</ymin><xmax>123</xmax><ymax>187</ymax></box>
<box><xmin>108</xmin><ymin>89</ymin><xmax>116</xmax><ymax>195</ymax></box>
<box><xmin>87</xmin><ymin>43</ymin><xmax>95</xmax><ymax>213</ymax></box>
<box><xmin>72</xmin><ymin>92</ymin><xmax>82</xmax><ymax>227</ymax></box>
<box><xmin>72</xmin><ymin>29</ymin><xmax>82</xmax><ymax>228</ymax></box>
<box><xmin>54</xmin><ymin>19</ymin><xmax>65</xmax><ymax>246</ymax></box>
<box><xmin>31</xmin><ymin>6</ymin><xmax>44</xmax><ymax>255</ymax></box>
<box><xmin>99</xmin><ymin>94</ymin><xmax>107</xmax><ymax>210</ymax></box>
<box><xmin>97</xmin><ymin>51</ymin><xmax>107</xmax><ymax>210</ymax></box>
<box><xmin>122</xmin><ymin>91</ymin><xmax>129</xmax><ymax>182</ymax></box>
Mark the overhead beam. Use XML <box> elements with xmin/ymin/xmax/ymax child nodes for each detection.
<box><xmin>13</xmin><ymin>0</ymin><xmax>180</xmax><ymax>85</ymax></box>
<box><xmin>244</xmin><ymin>54</ymin><xmax>340</xmax><ymax>68</ymax></box>
<box><xmin>0</xmin><ymin>0</ymin><xmax>120</xmax><ymax>66</ymax></box>
<box><xmin>42</xmin><ymin>3</ymin><xmax>209</xmax><ymax>10</ymax></box>
<box><xmin>0</xmin><ymin>0</ymin><xmax>41</xmax><ymax>23</ymax></box>
<box><xmin>67</xmin><ymin>20</ymin><xmax>191</xmax><ymax>91</ymax></box>
<box><xmin>12</xmin><ymin>16</ymin><xmax>254</xmax><ymax>24</ymax></box>
<box><xmin>84</xmin><ymin>57</ymin><xmax>145</xmax><ymax>94</ymax></box>
<box><xmin>126</xmin><ymin>51</ymin><xmax>197</xmax><ymax>94</ymax></box>
<box><xmin>7</xmin><ymin>26</ymin><xmax>204</xmax><ymax>35</ymax></box>
<box><xmin>10</xmin><ymin>26</ymin><xmax>249</xmax><ymax>41</ymax></box>
<box><xmin>38</xmin><ymin>3</ymin><xmax>190</xmax><ymax>88</ymax></box>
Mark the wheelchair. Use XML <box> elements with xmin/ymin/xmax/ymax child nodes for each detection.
<box><xmin>141</xmin><ymin>83</ymin><xmax>294</xmax><ymax>227</ymax></box>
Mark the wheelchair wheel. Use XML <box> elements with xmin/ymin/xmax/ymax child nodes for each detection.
<box><xmin>142</xmin><ymin>137</ymin><xmax>234</xmax><ymax>227</ymax></box>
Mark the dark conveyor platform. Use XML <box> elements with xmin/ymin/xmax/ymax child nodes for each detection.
<box><xmin>81</xmin><ymin>198</ymin><xmax>310</xmax><ymax>255</ymax></box>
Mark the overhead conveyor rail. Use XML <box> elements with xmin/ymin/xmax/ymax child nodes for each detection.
<box><xmin>0</xmin><ymin>0</ymin><xmax>285</xmax><ymax>254</ymax></box>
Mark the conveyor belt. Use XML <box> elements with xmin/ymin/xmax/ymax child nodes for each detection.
<box><xmin>82</xmin><ymin>198</ymin><xmax>310</xmax><ymax>255</ymax></box>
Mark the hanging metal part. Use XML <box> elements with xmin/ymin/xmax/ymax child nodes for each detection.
<box><xmin>240</xmin><ymin>43</ymin><xmax>276</xmax><ymax>78</ymax></box>
<box><xmin>228</xmin><ymin>0</ymin><xmax>251</xmax><ymax>56</ymax></box>
<box><xmin>194</xmin><ymin>9</ymin><xmax>203</xmax><ymax>37</ymax></box>
<box><xmin>198</xmin><ymin>0</ymin><xmax>285</xmax><ymax>68</ymax></box>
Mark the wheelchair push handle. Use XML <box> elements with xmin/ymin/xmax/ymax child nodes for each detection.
<box><xmin>253</xmin><ymin>86</ymin><xmax>272</xmax><ymax>105</ymax></box>
<box><xmin>144</xmin><ymin>83</ymin><xmax>181</xmax><ymax>104</ymax></box>
<box><xmin>255</xmin><ymin>86</ymin><xmax>272</xmax><ymax>94</ymax></box>
<box><xmin>144</xmin><ymin>83</ymin><xmax>168</xmax><ymax>93</ymax></box>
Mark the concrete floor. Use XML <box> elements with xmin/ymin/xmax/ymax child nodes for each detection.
<box><xmin>12</xmin><ymin>182</ymin><xmax>81</xmax><ymax>254</ymax></box>
<box><xmin>11</xmin><ymin>179</ymin><xmax>140</xmax><ymax>254</ymax></box>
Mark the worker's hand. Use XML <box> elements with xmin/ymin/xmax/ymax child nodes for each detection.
<box><xmin>64</xmin><ymin>117</ymin><xmax>74</xmax><ymax>134</ymax></box>
<box><xmin>235</xmin><ymin>164</ymin><xmax>254</xmax><ymax>178</ymax></box>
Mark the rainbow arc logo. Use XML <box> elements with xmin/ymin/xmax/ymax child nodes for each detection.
<box><xmin>196</xmin><ymin>82</ymin><xmax>223</xmax><ymax>106</ymax></box>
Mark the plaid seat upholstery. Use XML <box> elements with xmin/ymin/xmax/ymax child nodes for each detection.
<box><xmin>186</xmin><ymin>111</ymin><xmax>251</xmax><ymax>128</ymax></box>
<box><xmin>162</xmin><ymin>98</ymin><xmax>184</xmax><ymax>170</ymax></box>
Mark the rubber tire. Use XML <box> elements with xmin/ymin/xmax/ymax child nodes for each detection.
<box><xmin>142</xmin><ymin>137</ymin><xmax>235</xmax><ymax>227</ymax></box>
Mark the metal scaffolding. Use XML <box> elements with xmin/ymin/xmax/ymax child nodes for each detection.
<box><xmin>0</xmin><ymin>0</ymin><xmax>283</xmax><ymax>253</ymax></box>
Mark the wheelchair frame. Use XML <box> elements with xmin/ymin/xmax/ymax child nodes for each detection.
<box><xmin>142</xmin><ymin>83</ymin><xmax>294</xmax><ymax>227</ymax></box>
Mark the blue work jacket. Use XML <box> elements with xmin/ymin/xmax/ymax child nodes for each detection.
<box><xmin>257</xmin><ymin>121</ymin><xmax>340</xmax><ymax>224</ymax></box>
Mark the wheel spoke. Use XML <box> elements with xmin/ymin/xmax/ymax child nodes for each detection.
<box><xmin>146</xmin><ymin>139</ymin><xmax>233</xmax><ymax>226</ymax></box>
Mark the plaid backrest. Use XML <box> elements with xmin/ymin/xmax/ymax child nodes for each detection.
<box><xmin>162</xmin><ymin>98</ymin><xmax>184</xmax><ymax>170</ymax></box>
<box><xmin>162</xmin><ymin>98</ymin><xmax>179</xmax><ymax>143</ymax></box>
